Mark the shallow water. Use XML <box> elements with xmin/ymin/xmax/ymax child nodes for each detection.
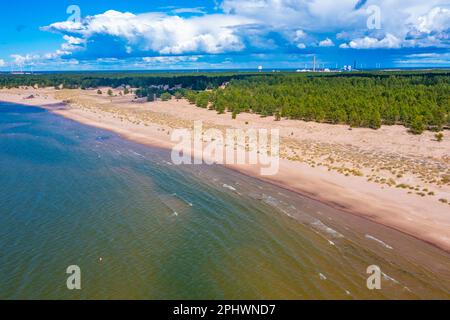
<box><xmin>1</xmin><ymin>102</ymin><xmax>449</xmax><ymax>299</ymax></box>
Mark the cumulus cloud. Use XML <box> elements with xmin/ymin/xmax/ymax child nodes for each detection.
<box><xmin>341</xmin><ymin>34</ymin><xmax>402</xmax><ymax>49</ymax></box>
<box><xmin>9</xmin><ymin>1</ymin><xmax>449</xmax><ymax>68</ymax></box>
<box><xmin>0</xmin><ymin>59</ymin><xmax>5</xmax><ymax>67</ymax></box>
<box><xmin>412</xmin><ymin>7</ymin><xmax>450</xmax><ymax>34</ymax></box>
<box><xmin>221</xmin><ymin>0</ymin><xmax>363</xmax><ymax>32</ymax></box>
<box><xmin>43</xmin><ymin>10</ymin><xmax>255</xmax><ymax>57</ymax></box>
<box><xmin>220</xmin><ymin>0</ymin><xmax>450</xmax><ymax>49</ymax></box>
<box><xmin>405</xmin><ymin>7</ymin><xmax>450</xmax><ymax>47</ymax></box>
<box><xmin>11</xmin><ymin>54</ymin><xmax>37</xmax><ymax>66</ymax></box>
<box><xmin>294</xmin><ymin>29</ymin><xmax>307</xmax><ymax>41</ymax></box>
<box><xmin>319</xmin><ymin>38</ymin><xmax>335</xmax><ymax>47</ymax></box>
<box><xmin>10</xmin><ymin>53</ymin><xmax>78</xmax><ymax>67</ymax></box>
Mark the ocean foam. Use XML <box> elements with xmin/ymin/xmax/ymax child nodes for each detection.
<box><xmin>365</xmin><ymin>234</ymin><xmax>393</xmax><ymax>250</ymax></box>
<box><xmin>311</xmin><ymin>220</ymin><xmax>344</xmax><ymax>239</ymax></box>
<box><xmin>222</xmin><ymin>184</ymin><xmax>236</xmax><ymax>191</ymax></box>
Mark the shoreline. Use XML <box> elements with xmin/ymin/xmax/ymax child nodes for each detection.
<box><xmin>1</xmin><ymin>88</ymin><xmax>450</xmax><ymax>253</ymax></box>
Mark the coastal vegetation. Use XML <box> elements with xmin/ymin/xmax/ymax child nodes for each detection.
<box><xmin>435</xmin><ymin>132</ymin><xmax>444</xmax><ymax>142</ymax></box>
<box><xmin>0</xmin><ymin>72</ymin><xmax>248</xmax><ymax>91</ymax></box>
<box><xmin>1</xmin><ymin>70</ymin><xmax>449</xmax><ymax>133</ymax></box>
<box><xmin>184</xmin><ymin>72</ymin><xmax>450</xmax><ymax>133</ymax></box>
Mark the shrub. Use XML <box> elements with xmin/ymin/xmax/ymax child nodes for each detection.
<box><xmin>274</xmin><ymin>111</ymin><xmax>281</xmax><ymax>121</ymax></box>
<box><xmin>435</xmin><ymin>132</ymin><xmax>444</xmax><ymax>142</ymax></box>
<box><xmin>174</xmin><ymin>91</ymin><xmax>183</xmax><ymax>100</ymax></box>
<box><xmin>161</xmin><ymin>92</ymin><xmax>172</xmax><ymax>101</ymax></box>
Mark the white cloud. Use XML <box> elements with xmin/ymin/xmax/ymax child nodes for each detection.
<box><xmin>319</xmin><ymin>38</ymin><xmax>335</xmax><ymax>47</ymax></box>
<box><xmin>342</xmin><ymin>34</ymin><xmax>402</xmax><ymax>49</ymax></box>
<box><xmin>294</xmin><ymin>29</ymin><xmax>307</xmax><ymax>41</ymax></box>
<box><xmin>221</xmin><ymin>0</ymin><xmax>363</xmax><ymax>32</ymax></box>
<box><xmin>395</xmin><ymin>52</ymin><xmax>450</xmax><ymax>65</ymax></box>
<box><xmin>171</xmin><ymin>7</ymin><xmax>206</xmax><ymax>15</ymax></box>
<box><xmin>404</xmin><ymin>7</ymin><xmax>450</xmax><ymax>47</ymax></box>
<box><xmin>63</xmin><ymin>35</ymin><xmax>85</xmax><ymax>45</ymax></box>
<box><xmin>10</xmin><ymin>53</ymin><xmax>78</xmax><ymax>67</ymax></box>
<box><xmin>14</xmin><ymin>0</ymin><xmax>449</xmax><ymax>69</ymax></box>
<box><xmin>221</xmin><ymin>0</ymin><xmax>450</xmax><ymax>49</ymax></box>
<box><xmin>413</xmin><ymin>7</ymin><xmax>450</xmax><ymax>34</ymax></box>
<box><xmin>96</xmin><ymin>58</ymin><xmax>119</xmax><ymax>63</ymax></box>
<box><xmin>11</xmin><ymin>54</ymin><xmax>38</xmax><ymax>65</ymax></box>
<box><xmin>43</xmin><ymin>10</ymin><xmax>255</xmax><ymax>56</ymax></box>
<box><xmin>0</xmin><ymin>59</ymin><xmax>5</xmax><ymax>67</ymax></box>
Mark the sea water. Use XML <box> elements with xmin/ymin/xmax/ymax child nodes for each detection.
<box><xmin>1</xmin><ymin>102</ymin><xmax>449</xmax><ymax>299</ymax></box>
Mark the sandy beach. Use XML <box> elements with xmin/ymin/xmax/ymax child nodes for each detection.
<box><xmin>1</xmin><ymin>87</ymin><xmax>450</xmax><ymax>252</ymax></box>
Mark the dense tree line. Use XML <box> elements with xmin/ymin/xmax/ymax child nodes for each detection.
<box><xmin>0</xmin><ymin>72</ymin><xmax>255</xmax><ymax>91</ymax></box>
<box><xmin>1</xmin><ymin>70</ymin><xmax>448</xmax><ymax>133</ymax></box>
<box><xmin>185</xmin><ymin>72</ymin><xmax>450</xmax><ymax>133</ymax></box>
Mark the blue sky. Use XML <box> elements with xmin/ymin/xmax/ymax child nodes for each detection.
<box><xmin>0</xmin><ymin>0</ymin><xmax>449</xmax><ymax>71</ymax></box>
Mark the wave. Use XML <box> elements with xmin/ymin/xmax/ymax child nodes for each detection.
<box><xmin>365</xmin><ymin>234</ymin><xmax>393</xmax><ymax>250</ymax></box>
<box><xmin>222</xmin><ymin>184</ymin><xmax>237</xmax><ymax>191</ymax></box>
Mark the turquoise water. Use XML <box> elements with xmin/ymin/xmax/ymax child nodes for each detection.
<box><xmin>1</xmin><ymin>102</ymin><xmax>449</xmax><ymax>299</ymax></box>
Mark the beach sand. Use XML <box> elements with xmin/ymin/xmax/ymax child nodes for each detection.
<box><xmin>1</xmin><ymin>87</ymin><xmax>449</xmax><ymax>252</ymax></box>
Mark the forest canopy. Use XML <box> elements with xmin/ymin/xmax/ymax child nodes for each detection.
<box><xmin>0</xmin><ymin>70</ymin><xmax>449</xmax><ymax>133</ymax></box>
<box><xmin>184</xmin><ymin>72</ymin><xmax>450</xmax><ymax>133</ymax></box>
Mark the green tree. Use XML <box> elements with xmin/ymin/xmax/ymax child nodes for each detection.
<box><xmin>368</xmin><ymin>110</ymin><xmax>382</xmax><ymax>129</ymax></box>
<box><xmin>349</xmin><ymin>111</ymin><xmax>361</xmax><ymax>128</ymax></box>
<box><xmin>185</xmin><ymin>91</ymin><xmax>197</xmax><ymax>104</ymax></box>
<box><xmin>410</xmin><ymin>115</ymin><xmax>425</xmax><ymax>134</ymax></box>
<box><xmin>174</xmin><ymin>91</ymin><xmax>183</xmax><ymax>100</ymax></box>
<box><xmin>195</xmin><ymin>92</ymin><xmax>210</xmax><ymax>108</ymax></box>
